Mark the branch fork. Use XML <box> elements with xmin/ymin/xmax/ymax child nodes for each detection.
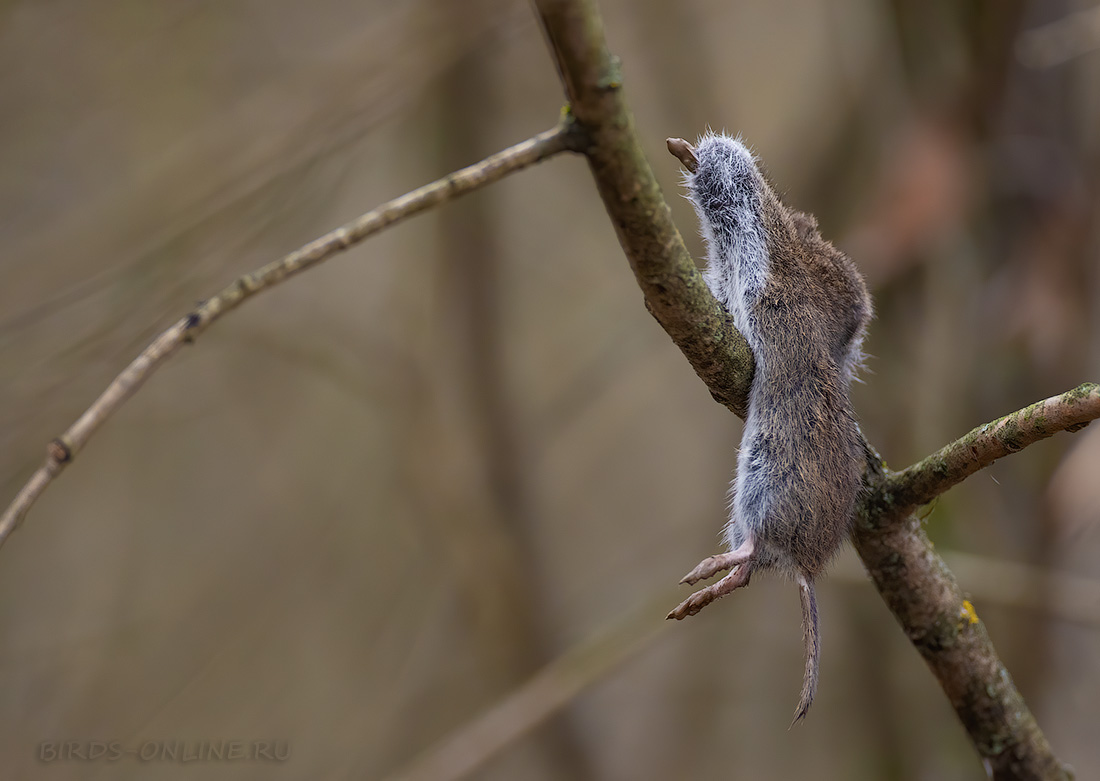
<box><xmin>2</xmin><ymin>0</ymin><xmax>1094</xmax><ymax>777</ymax></box>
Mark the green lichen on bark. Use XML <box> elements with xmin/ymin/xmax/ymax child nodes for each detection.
<box><xmin>1065</xmin><ymin>381</ymin><xmax>1099</xmax><ymax>400</ymax></box>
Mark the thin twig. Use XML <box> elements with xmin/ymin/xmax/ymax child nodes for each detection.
<box><xmin>882</xmin><ymin>382</ymin><xmax>1100</xmax><ymax>517</ymax></box>
<box><xmin>0</xmin><ymin>122</ymin><xmax>582</xmax><ymax>548</ymax></box>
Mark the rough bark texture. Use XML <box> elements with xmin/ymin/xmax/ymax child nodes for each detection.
<box><xmin>859</xmin><ymin>454</ymin><xmax>1072</xmax><ymax>780</ymax></box>
<box><xmin>534</xmin><ymin>0</ymin><xmax>754</xmax><ymax>419</ymax></box>
<box><xmin>534</xmin><ymin>0</ymin><xmax>1084</xmax><ymax>777</ymax></box>
<box><xmin>884</xmin><ymin>383</ymin><xmax>1099</xmax><ymax>516</ymax></box>
<box><xmin>1</xmin><ymin>2</ymin><xmax>1093</xmax><ymax>777</ymax></box>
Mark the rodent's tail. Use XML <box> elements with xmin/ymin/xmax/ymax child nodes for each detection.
<box><xmin>791</xmin><ymin>576</ymin><xmax>820</xmax><ymax>726</ymax></box>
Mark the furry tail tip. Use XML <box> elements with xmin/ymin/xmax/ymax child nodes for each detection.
<box><xmin>790</xmin><ymin>577</ymin><xmax>820</xmax><ymax>728</ymax></box>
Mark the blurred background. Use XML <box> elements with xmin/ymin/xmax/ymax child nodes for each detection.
<box><xmin>1</xmin><ymin>0</ymin><xmax>1099</xmax><ymax>778</ymax></box>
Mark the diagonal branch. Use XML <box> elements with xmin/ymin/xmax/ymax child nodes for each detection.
<box><xmin>532</xmin><ymin>0</ymin><xmax>754</xmax><ymax>418</ymax></box>
<box><xmin>3</xmin><ymin>2</ymin><xmax>1089</xmax><ymax>777</ymax></box>
<box><xmin>383</xmin><ymin>591</ymin><xmax>674</xmax><ymax>781</ymax></box>
<box><xmin>851</xmin><ymin>490</ymin><xmax>1070</xmax><ymax>779</ymax></box>
<box><xmin>534</xmin><ymin>0</ymin><xmax>1073</xmax><ymax>777</ymax></box>
<box><xmin>882</xmin><ymin>382</ymin><xmax>1100</xmax><ymax>518</ymax></box>
<box><xmin>0</xmin><ymin>122</ymin><xmax>583</xmax><ymax>548</ymax></box>
<box><xmin>853</xmin><ymin>385</ymin><xmax>1098</xmax><ymax>779</ymax></box>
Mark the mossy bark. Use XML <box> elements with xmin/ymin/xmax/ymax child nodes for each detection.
<box><xmin>534</xmin><ymin>0</ymin><xmax>1085</xmax><ymax>777</ymax></box>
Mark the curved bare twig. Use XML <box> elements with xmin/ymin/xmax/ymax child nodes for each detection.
<box><xmin>0</xmin><ymin>122</ymin><xmax>582</xmax><ymax>547</ymax></box>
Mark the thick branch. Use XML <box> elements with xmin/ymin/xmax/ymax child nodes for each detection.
<box><xmin>0</xmin><ymin>123</ymin><xmax>581</xmax><ymax>548</ymax></box>
<box><xmin>882</xmin><ymin>382</ymin><xmax>1100</xmax><ymax>517</ymax></box>
<box><xmin>853</xmin><ymin>387</ymin><xmax>1099</xmax><ymax>779</ymax></box>
<box><xmin>535</xmin><ymin>0</ymin><xmax>1072</xmax><ymax>776</ymax></box>
<box><xmin>533</xmin><ymin>0</ymin><xmax>754</xmax><ymax>417</ymax></box>
<box><xmin>852</xmin><ymin>496</ymin><xmax>1070</xmax><ymax>779</ymax></box>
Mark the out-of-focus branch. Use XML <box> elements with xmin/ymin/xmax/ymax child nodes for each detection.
<box><xmin>532</xmin><ymin>0</ymin><xmax>754</xmax><ymax>418</ymax></box>
<box><xmin>2</xmin><ymin>1</ymin><xmax>1089</xmax><ymax>777</ymax></box>
<box><xmin>383</xmin><ymin>591</ymin><xmax>672</xmax><ymax>781</ymax></box>
<box><xmin>385</xmin><ymin>545</ymin><xmax>1100</xmax><ymax>781</ymax></box>
<box><xmin>1017</xmin><ymin>5</ymin><xmax>1100</xmax><ymax>68</ymax></box>
<box><xmin>940</xmin><ymin>550</ymin><xmax>1100</xmax><ymax>628</ymax></box>
<box><xmin>831</xmin><ymin>549</ymin><xmax>1100</xmax><ymax>628</ymax></box>
<box><xmin>882</xmin><ymin>382</ymin><xmax>1100</xmax><ymax>518</ymax></box>
<box><xmin>0</xmin><ymin>123</ymin><xmax>582</xmax><ymax>548</ymax></box>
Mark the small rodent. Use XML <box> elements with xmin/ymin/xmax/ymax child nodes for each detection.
<box><xmin>665</xmin><ymin>133</ymin><xmax>871</xmax><ymax>723</ymax></box>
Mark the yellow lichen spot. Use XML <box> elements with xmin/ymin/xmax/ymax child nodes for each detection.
<box><xmin>961</xmin><ymin>600</ymin><xmax>980</xmax><ymax>625</ymax></box>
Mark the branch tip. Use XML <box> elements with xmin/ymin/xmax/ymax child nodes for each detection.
<box><xmin>666</xmin><ymin>138</ymin><xmax>698</xmax><ymax>172</ymax></box>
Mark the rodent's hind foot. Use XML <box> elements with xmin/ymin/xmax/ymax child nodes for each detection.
<box><xmin>678</xmin><ymin>536</ymin><xmax>755</xmax><ymax>585</ymax></box>
<box><xmin>679</xmin><ymin>552</ymin><xmax>741</xmax><ymax>584</ymax></box>
<box><xmin>666</xmin><ymin>564</ymin><xmax>752</xmax><ymax>620</ymax></box>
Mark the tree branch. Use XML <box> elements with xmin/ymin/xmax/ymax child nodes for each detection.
<box><xmin>852</xmin><ymin>386</ymin><xmax>1099</xmax><ymax>779</ymax></box>
<box><xmin>851</xmin><ymin>495</ymin><xmax>1070</xmax><ymax>779</ymax></box>
<box><xmin>882</xmin><ymin>382</ymin><xmax>1100</xmax><ymax>518</ymax></box>
<box><xmin>4</xmin><ymin>3</ymin><xmax>1090</xmax><ymax>777</ymax></box>
<box><xmin>535</xmin><ymin>0</ymin><xmax>1075</xmax><ymax>777</ymax></box>
<box><xmin>532</xmin><ymin>0</ymin><xmax>754</xmax><ymax>418</ymax></box>
<box><xmin>0</xmin><ymin>122</ymin><xmax>582</xmax><ymax>548</ymax></box>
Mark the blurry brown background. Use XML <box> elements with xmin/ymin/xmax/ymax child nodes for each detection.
<box><xmin>2</xmin><ymin>1</ymin><xmax>1099</xmax><ymax>779</ymax></box>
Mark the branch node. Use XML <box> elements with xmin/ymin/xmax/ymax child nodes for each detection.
<box><xmin>182</xmin><ymin>312</ymin><xmax>201</xmax><ymax>343</ymax></box>
<box><xmin>47</xmin><ymin>439</ymin><xmax>72</xmax><ymax>464</ymax></box>
<box><xmin>558</xmin><ymin>106</ymin><xmax>590</xmax><ymax>153</ymax></box>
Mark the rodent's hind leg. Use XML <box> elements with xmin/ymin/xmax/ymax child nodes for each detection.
<box><xmin>677</xmin><ymin>536</ymin><xmax>755</xmax><ymax>585</ymax></box>
<box><xmin>666</xmin><ymin>561</ymin><xmax>753</xmax><ymax>620</ymax></box>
